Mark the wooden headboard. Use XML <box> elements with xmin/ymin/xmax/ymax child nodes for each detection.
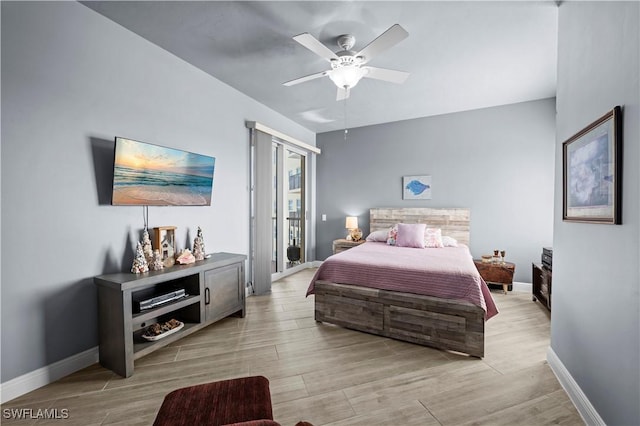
<box><xmin>369</xmin><ymin>207</ymin><xmax>471</xmax><ymax>246</ymax></box>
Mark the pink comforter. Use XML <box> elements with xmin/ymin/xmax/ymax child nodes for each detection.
<box><xmin>307</xmin><ymin>241</ymin><xmax>498</xmax><ymax>320</ymax></box>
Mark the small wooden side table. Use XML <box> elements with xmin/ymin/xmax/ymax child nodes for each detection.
<box><xmin>474</xmin><ymin>260</ymin><xmax>516</xmax><ymax>294</ymax></box>
<box><xmin>332</xmin><ymin>239</ymin><xmax>365</xmax><ymax>254</ymax></box>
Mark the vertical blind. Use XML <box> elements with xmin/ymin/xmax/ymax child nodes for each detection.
<box><xmin>251</xmin><ymin>129</ymin><xmax>274</xmax><ymax>295</ymax></box>
<box><xmin>247</xmin><ymin>122</ymin><xmax>320</xmax><ymax>295</ymax></box>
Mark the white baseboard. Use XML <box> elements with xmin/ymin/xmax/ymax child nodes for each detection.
<box><xmin>246</xmin><ymin>262</ymin><xmax>321</xmax><ymax>296</ymax></box>
<box><xmin>486</xmin><ymin>281</ymin><xmax>531</xmax><ymax>293</ymax></box>
<box><xmin>512</xmin><ymin>281</ymin><xmax>532</xmax><ymax>293</ymax></box>
<box><xmin>271</xmin><ymin>262</ymin><xmax>310</xmax><ymax>282</ymax></box>
<box><xmin>0</xmin><ymin>346</ymin><xmax>99</xmax><ymax>404</ymax></box>
<box><xmin>547</xmin><ymin>346</ymin><xmax>605</xmax><ymax>425</ymax></box>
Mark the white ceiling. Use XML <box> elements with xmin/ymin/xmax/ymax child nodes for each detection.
<box><xmin>83</xmin><ymin>1</ymin><xmax>558</xmax><ymax>134</ymax></box>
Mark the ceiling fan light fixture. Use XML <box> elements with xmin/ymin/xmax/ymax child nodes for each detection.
<box><xmin>285</xmin><ymin>24</ymin><xmax>409</xmax><ymax>100</ymax></box>
<box><xmin>328</xmin><ymin>65</ymin><xmax>366</xmax><ymax>89</ymax></box>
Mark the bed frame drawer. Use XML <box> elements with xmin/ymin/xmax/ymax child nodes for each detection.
<box><xmin>314</xmin><ymin>280</ymin><xmax>485</xmax><ymax>358</ymax></box>
<box><xmin>314</xmin><ymin>283</ymin><xmax>384</xmax><ymax>334</ymax></box>
<box><xmin>386</xmin><ymin>305</ymin><xmax>481</xmax><ymax>355</ymax></box>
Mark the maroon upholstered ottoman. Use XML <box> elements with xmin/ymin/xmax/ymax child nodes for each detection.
<box><xmin>153</xmin><ymin>376</ymin><xmax>276</xmax><ymax>426</ymax></box>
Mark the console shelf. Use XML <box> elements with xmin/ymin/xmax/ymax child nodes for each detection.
<box><xmin>95</xmin><ymin>252</ymin><xmax>246</xmax><ymax>377</ymax></box>
<box><xmin>132</xmin><ymin>322</ymin><xmax>201</xmax><ymax>359</ymax></box>
<box><xmin>132</xmin><ymin>295</ymin><xmax>200</xmax><ymax>323</ymax></box>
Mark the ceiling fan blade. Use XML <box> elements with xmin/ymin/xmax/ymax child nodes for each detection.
<box><xmin>356</xmin><ymin>24</ymin><xmax>409</xmax><ymax>64</ymax></box>
<box><xmin>336</xmin><ymin>86</ymin><xmax>350</xmax><ymax>101</ymax></box>
<box><xmin>293</xmin><ymin>33</ymin><xmax>339</xmax><ymax>62</ymax></box>
<box><xmin>283</xmin><ymin>71</ymin><xmax>329</xmax><ymax>86</ymax></box>
<box><xmin>362</xmin><ymin>66</ymin><xmax>409</xmax><ymax>84</ymax></box>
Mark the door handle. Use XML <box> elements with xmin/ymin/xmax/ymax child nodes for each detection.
<box><xmin>205</xmin><ymin>287</ymin><xmax>210</xmax><ymax>305</ymax></box>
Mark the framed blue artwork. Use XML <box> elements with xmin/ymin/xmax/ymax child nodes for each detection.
<box><xmin>563</xmin><ymin>106</ymin><xmax>622</xmax><ymax>224</ymax></box>
<box><xmin>403</xmin><ymin>175</ymin><xmax>432</xmax><ymax>200</ymax></box>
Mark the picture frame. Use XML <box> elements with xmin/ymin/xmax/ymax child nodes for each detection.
<box><xmin>112</xmin><ymin>137</ymin><xmax>215</xmax><ymax>206</ymax></box>
<box><xmin>563</xmin><ymin>106</ymin><xmax>622</xmax><ymax>224</ymax></box>
<box><xmin>153</xmin><ymin>226</ymin><xmax>177</xmax><ymax>267</ymax></box>
<box><xmin>403</xmin><ymin>175</ymin><xmax>432</xmax><ymax>200</ymax></box>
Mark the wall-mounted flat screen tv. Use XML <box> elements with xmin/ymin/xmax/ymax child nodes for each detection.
<box><xmin>112</xmin><ymin>137</ymin><xmax>215</xmax><ymax>206</ymax></box>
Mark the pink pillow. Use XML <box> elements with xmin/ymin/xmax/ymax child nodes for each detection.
<box><xmin>396</xmin><ymin>223</ymin><xmax>426</xmax><ymax>248</ymax></box>
<box><xmin>425</xmin><ymin>228</ymin><xmax>444</xmax><ymax>248</ymax></box>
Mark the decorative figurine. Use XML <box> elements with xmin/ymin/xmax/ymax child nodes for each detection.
<box><xmin>149</xmin><ymin>249</ymin><xmax>164</xmax><ymax>271</ymax></box>
<box><xmin>193</xmin><ymin>226</ymin><xmax>205</xmax><ymax>261</ymax></box>
<box><xmin>141</xmin><ymin>227</ymin><xmax>154</xmax><ymax>264</ymax></box>
<box><xmin>154</xmin><ymin>226</ymin><xmax>177</xmax><ymax>268</ymax></box>
<box><xmin>176</xmin><ymin>248</ymin><xmax>196</xmax><ymax>265</ymax></box>
<box><xmin>131</xmin><ymin>242</ymin><xmax>149</xmax><ymax>274</ymax></box>
<box><xmin>160</xmin><ymin>233</ymin><xmax>176</xmax><ymax>268</ymax></box>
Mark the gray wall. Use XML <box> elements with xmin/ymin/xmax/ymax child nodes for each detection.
<box><xmin>553</xmin><ymin>2</ymin><xmax>639</xmax><ymax>425</ymax></box>
<box><xmin>0</xmin><ymin>2</ymin><xmax>315</xmax><ymax>383</ymax></box>
<box><xmin>316</xmin><ymin>99</ymin><xmax>556</xmax><ymax>283</ymax></box>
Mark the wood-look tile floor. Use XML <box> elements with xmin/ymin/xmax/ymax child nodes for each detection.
<box><xmin>2</xmin><ymin>269</ymin><xmax>583</xmax><ymax>425</ymax></box>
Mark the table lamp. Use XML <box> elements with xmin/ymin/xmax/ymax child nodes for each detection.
<box><xmin>345</xmin><ymin>216</ymin><xmax>363</xmax><ymax>241</ymax></box>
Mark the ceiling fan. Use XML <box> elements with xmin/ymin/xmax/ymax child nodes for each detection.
<box><xmin>283</xmin><ymin>24</ymin><xmax>410</xmax><ymax>100</ymax></box>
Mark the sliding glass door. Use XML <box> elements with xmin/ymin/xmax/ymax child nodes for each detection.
<box><xmin>286</xmin><ymin>149</ymin><xmax>304</xmax><ymax>268</ymax></box>
<box><xmin>249</xmin><ymin>123</ymin><xmax>318</xmax><ymax>295</ymax></box>
<box><xmin>271</xmin><ymin>143</ymin><xmax>306</xmax><ymax>277</ymax></box>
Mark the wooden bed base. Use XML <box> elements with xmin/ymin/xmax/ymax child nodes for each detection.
<box><xmin>314</xmin><ymin>281</ymin><xmax>485</xmax><ymax>357</ymax></box>
<box><xmin>314</xmin><ymin>207</ymin><xmax>486</xmax><ymax>358</ymax></box>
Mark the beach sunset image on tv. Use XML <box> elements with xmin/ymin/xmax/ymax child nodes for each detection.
<box><xmin>112</xmin><ymin>138</ymin><xmax>215</xmax><ymax>206</ymax></box>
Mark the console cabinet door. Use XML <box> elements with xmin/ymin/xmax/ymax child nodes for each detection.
<box><xmin>204</xmin><ymin>263</ymin><xmax>244</xmax><ymax>322</ymax></box>
<box><xmin>532</xmin><ymin>263</ymin><xmax>551</xmax><ymax>312</ymax></box>
<box><xmin>542</xmin><ymin>269</ymin><xmax>552</xmax><ymax>309</ymax></box>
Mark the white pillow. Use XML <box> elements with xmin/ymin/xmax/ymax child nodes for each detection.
<box><xmin>442</xmin><ymin>236</ymin><xmax>458</xmax><ymax>247</ymax></box>
<box><xmin>366</xmin><ymin>229</ymin><xmax>389</xmax><ymax>242</ymax></box>
<box><xmin>424</xmin><ymin>228</ymin><xmax>444</xmax><ymax>248</ymax></box>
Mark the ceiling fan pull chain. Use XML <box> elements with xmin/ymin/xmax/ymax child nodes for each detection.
<box><xmin>344</xmin><ymin>90</ymin><xmax>348</xmax><ymax>141</ymax></box>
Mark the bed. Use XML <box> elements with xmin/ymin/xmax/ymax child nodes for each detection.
<box><xmin>307</xmin><ymin>207</ymin><xmax>498</xmax><ymax>358</ymax></box>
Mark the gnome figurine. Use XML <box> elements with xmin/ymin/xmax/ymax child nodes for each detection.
<box><xmin>131</xmin><ymin>241</ymin><xmax>149</xmax><ymax>274</ymax></box>
<box><xmin>193</xmin><ymin>227</ymin><xmax>205</xmax><ymax>261</ymax></box>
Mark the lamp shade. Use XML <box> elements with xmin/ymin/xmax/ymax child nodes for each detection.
<box><xmin>329</xmin><ymin>66</ymin><xmax>366</xmax><ymax>89</ymax></box>
<box><xmin>345</xmin><ymin>216</ymin><xmax>358</xmax><ymax>230</ymax></box>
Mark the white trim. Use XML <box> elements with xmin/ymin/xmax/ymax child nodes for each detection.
<box><xmin>246</xmin><ymin>121</ymin><xmax>321</xmax><ymax>154</ymax></box>
<box><xmin>547</xmin><ymin>346</ymin><xmax>605</xmax><ymax>425</ymax></box>
<box><xmin>0</xmin><ymin>347</ymin><xmax>99</xmax><ymax>404</ymax></box>
<box><xmin>245</xmin><ymin>262</ymin><xmax>320</xmax><ymax>288</ymax></box>
<box><xmin>271</xmin><ymin>262</ymin><xmax>313</xmax><ymax>282</ymax></box>
<box><xmin>511</xmin><ymin>281</ymin><xmax>532</xmax><ymax>293</ymax></box>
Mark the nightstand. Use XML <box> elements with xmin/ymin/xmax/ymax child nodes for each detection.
<box><xmin>474</xmin><ymin>260</ymin><xmax>516</xmax><ymax>294</ymax></box>
<box><xmin>333</xmin><ymin>239</ymin><xmax>365</xmax><ymax>254</ymax></box>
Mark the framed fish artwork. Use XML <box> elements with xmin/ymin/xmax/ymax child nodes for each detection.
<box><xmin>403</xmin><ymin>175</ymin><xmax>432</xmax><ymax>200</ymax></box>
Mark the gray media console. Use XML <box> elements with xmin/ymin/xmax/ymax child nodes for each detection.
<box><xmin>95</xmin><ymin>252</ymin><xmax>246</xmax><ymax>377</ymax></box>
